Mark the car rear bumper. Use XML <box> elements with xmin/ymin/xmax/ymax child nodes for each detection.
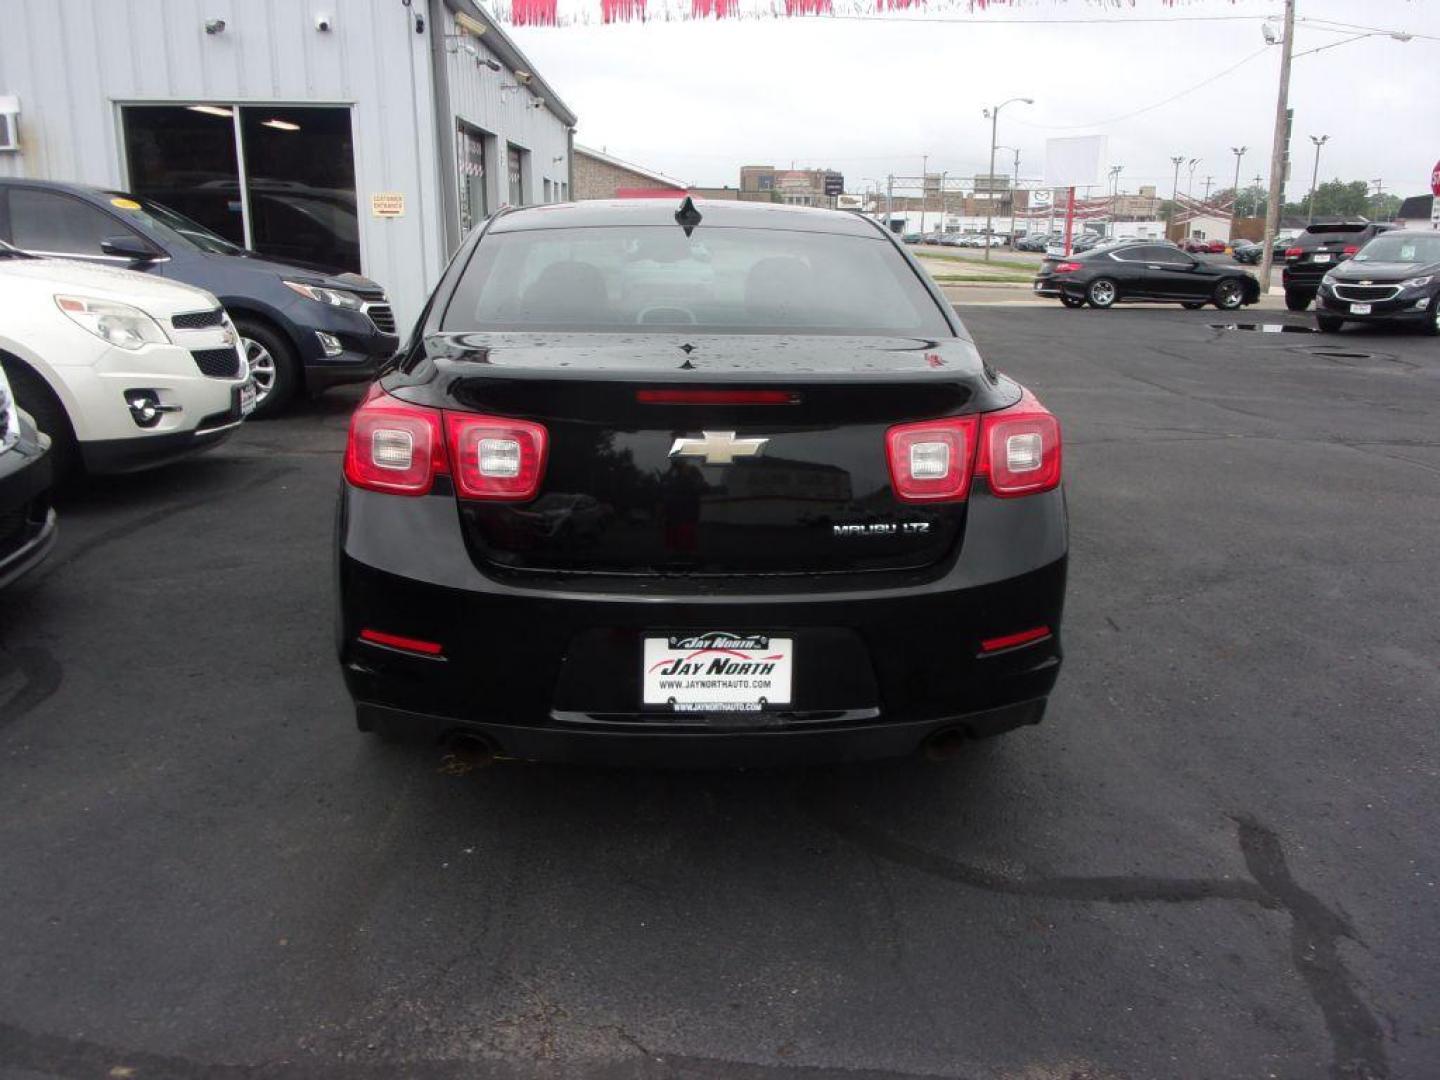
<box><xmin>337</xmin><ymin>483</ymin><xmax>1068</xmax><ymax>764</ymax></box>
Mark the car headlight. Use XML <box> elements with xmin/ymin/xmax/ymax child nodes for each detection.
<box><xmin>54</xmin><ymin>295</ymin><xmax>171</xmax><ymax>350</ymax></box>
<box><xmin>1320</xmin><ymin>272</ymin><xmax>1336</xmax><ymax>287</ymax></box>
<box><xmin>283</xmin><ymin>280</ymin><xmax>363</xmax><ymax>310</ymax></box>
<box><xmin>1401</xmin><ymin>275</ymin><xmax>1432</xmax><ymax>289</ymax></box>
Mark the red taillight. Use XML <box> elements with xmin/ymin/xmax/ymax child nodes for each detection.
<box><xmin>976</xmin><ymin>388</ymin><xmax>1062</xmax><ymax>498</ymax></box>
<box><xmin>1053</xmin><ymin>261</ymin><xmax>1082</xmax><ymax>274</ymax></box>
<box><xmin>1342</xmin><ymin>245</ymin><xmax>1359</xmax><ymax>256</ymax></box>
<box><xmin>345</xmin><ymin>387</ymin><xmax>550</xmax><ymax>502</ymax></box>
<box><xmin>637</xmin><ymin>389</ymin><xmax>795</xmax><ymax>405</ymax></box>
<box><xmin>885</xmin><ymin>416</ymin><xmax>979</xmax><ymax>503</ymax></box>
<box><xmin>360</xmin><ymin>628</ymin><xmax>444</xmax><ymax>656</ymax></box>
<box><xmin>343</xmin><ymin>388</ymin><xmax>447</xmax><ymax>495</ymax></box>
<box><xmin>444</xmin><ymin>413</ymin><xmax>548</xmax><ymax>501</ymax></box>
<box><xmin>1285</xmin><ymin>247</ymin><xmax>1303</xmax><ymax>258</ymax></box>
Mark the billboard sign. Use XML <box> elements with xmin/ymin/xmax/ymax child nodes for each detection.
<box><xmin>1044</xmin><ymin>135</ymin><xmax>1107</xmax><ymax>189</ymax></box>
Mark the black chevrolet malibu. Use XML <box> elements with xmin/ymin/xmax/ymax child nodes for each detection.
<box><xmin>337</xmin><ymin>199</ymin><xmax>1067</xmax><ymax>765</ymax></box>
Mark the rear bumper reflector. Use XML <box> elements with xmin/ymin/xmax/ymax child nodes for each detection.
<box><xmin>360</xmin><ymin>628</ymin><xmax>445</xmax><ymax>657</ymax></box>
<box><xmin>980</xmin><ymin>626</ymin><xmax>1052</xmax><ymax>654</ymax></box>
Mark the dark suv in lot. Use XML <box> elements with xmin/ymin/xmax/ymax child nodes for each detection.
<box><xmin>1282</xmin><ymin>221</ymin><xmax>1395</xmax><ymax>312</ymax></box>
<box><xmin>0</xmin><ymin>179</ymin><xmax>399</xmax><ymax>416</ymax></box>
<box><xmin>1314</xmin><ymin>230</ymin><xmax>1440</xmax><ymax>335</ymax></box>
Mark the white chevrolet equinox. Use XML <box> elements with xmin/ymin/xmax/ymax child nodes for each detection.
<box><xmin>0</xmin><ymin>241</ymin><xmax>254</xmax><ymax>475</ymax></box>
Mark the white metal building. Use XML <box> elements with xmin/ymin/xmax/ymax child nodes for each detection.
<box><xmin>0</xmin><ymin>0</ymin><xmax>578</xmax><ymax>330</ymax></box>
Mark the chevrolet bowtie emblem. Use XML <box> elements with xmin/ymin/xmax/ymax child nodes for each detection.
<box><xmin>669</xmin><ymin>431</ymin><xmax>769</xmax><ymax>465</ymax></box>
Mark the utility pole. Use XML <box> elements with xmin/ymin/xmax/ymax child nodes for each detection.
<box><xmin>886</xmin><ymin>174</ymin><xmax>894</xmax><ymax>234</ymax></box>
<box><xmin>1259</xmin><ymin>0</ymin><xmax>1297</xmax><ymax>294</ymax></box>
<box><xmin>1306</xmin><ymin>134</ymin><xmax>1329</xmax><ymax>224</ymax></box>
<box><xmin>1371</xmin><ymin>177</ymin><xmax>1385</xmax><ymax>217</ymax></box>
<box><xmin>1203</xmin><ymin>176</ymin><xmax>1214</xmax><ymax>202</ymax></box>
<box><xmin>1186</xmin><ymin>157</ymin><xmax>1201</xmax><ymax>202</ymax></box>
<box><xmin>1169</xmin><ymin>155</ymin><xmax>1184</xmax><ymax>238</ymax></box>
<box><xmin>1010</xmin><ymin>149</ymin><xmax>1021</xmax><ymax>242</ymax></box>
<box><xmin>1229</xmin><ymin>146</ymin><xmax>1247</xmax><ymax>241</ymax></box>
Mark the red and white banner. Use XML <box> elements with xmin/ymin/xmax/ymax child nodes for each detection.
<box><xmin>494</xmin><ymin>0</ymin><xmax>1212</xmax><ymax>27</ymax></box>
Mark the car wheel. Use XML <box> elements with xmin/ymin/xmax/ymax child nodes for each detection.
<box><xmin>1086</xmin><ymin>278</ymin><xmax>1118</xmax><ymax>309</ymax></box>
<box><xmin>1060</xmin><ymin>294</ymin><xmax>1085</xmax><ymax>308</ymax></box>
<box><xmin>1213</xmin><ymin>279</ymin><xmax>1245</xmax><ymax>310</ymax></box>
<box><xmin>1284</xmin><ymin>290</ymin><xmax>1311</xmax><ymax>312</ymax></box>
<box><xmin>1182</xmin><ymin>302</ymin><xmax>1205</xmax><ymax>310</ymax></box>
<box><xmin>1316</xmin><ymin>315</ymin><xmax>1344</xmax><ymax>333</ymax></box>
<box><xmin>0</xmin><ymin>357</ymin><xmax>78</xmax><ymax>480</ymax></box>
<box><xmin>234</xmin><ymin>318</ymin><xmax>299</xmax><ymax>419</ymax></box>
<box><xmin>1424</xmin><ymin>296</ymin><xmax>1440</xmax><ymax>338</ymax></box>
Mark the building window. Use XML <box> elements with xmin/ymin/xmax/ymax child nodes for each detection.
<box><xmin>122</xmin><ymin>104</ymin><xmax>360</xmax><ymax>273</ymax></box>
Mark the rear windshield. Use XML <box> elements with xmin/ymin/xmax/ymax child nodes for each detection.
<box><xmin>1353</xmin><ymin>234</ymin><xmax>1440</xmax><ymax>265</ymax></box>
<box><xmin>441</xmin><ymin>226</ymin><xmax>951</xmax><ymax>336</ymax></box>
<box><xmin>1299</xmin><ymin>223</ymin><xmax>1370</xmax><ymax>245</ymax></box>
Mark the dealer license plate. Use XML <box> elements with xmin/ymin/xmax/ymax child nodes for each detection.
<box><xmin>239</xmin><ymin>380</ymin><xmax>257</xmax><ymax>416</ymax></box>
<box><xmin>1350</xmin><ymin>303</ymin><xmax>1372</xmax><ymax>315</ymax></box>
<box><xmin>1312</xmin><ymin>253</ymin><xmax>1332</xmax><ymax>264</ymax></box>
<box><xmin>643</xmin><ymin>632</ymin><xmax>793</xmax><ymax>712</ymax></box>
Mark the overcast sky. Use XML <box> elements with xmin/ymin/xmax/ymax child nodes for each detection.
<box><xmin>511</xmin><ymin>0</ymin><xmax>1440</xmax><ymax>203</ymax></box>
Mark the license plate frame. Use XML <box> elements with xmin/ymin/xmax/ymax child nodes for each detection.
<box><xmin>238</xmin><ymin>381</ymin><xmax>257</xmax><ymax>417</ymax></box>
<box><xmin>1349</xmin><ymin>302</ymin><xmax>1372</xmax><ymax>315</ymax></box>
<box><xmin>642</xmin><ymin>633</ymin><xmax>793</xmax><ymax>713</ymax></box>
<box><xmin>1312</xmin><ymin>253</ymin><xmax>1332</xmax><ymax>264</ymax></box>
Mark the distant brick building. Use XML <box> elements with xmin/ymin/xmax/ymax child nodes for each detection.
<box><xmin>573</xmin><ymin>145</ymin><xmax>685</xmax><ymax>200</ymax></box>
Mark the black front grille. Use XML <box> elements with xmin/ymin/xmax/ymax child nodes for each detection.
<box><xmin>364</xmin><ymin>303</ymin><xmax>396</xmax><ymax>335</ymax></box>
<box><xmin>191</xmin><ymin>347</ymin><xmax>243</xmax><ymax>379</ymax></box>
<box><xmin>171</xmin><ymin>309</ymin><xmax>226</xmax><ymax>330</ymax></box>
<box><xmin>1333</xmin><ymin>284</ymin><xmax>1400</xmax><ymax>302</ymax></box>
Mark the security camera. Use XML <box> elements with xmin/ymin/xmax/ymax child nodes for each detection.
<box><xmin>315</xmin><ymin>14</ymin><xmax>333</xmax><ymax>31</ymax></box>
<box><xmin>480</xmin><ymin>58</ymin><xmax>500</xmax><ymax>72</ymax></box>
<box><xmin>515</xmin><ymin>71</ymin><xmax>533</xmax><ymax>85</ymax></box>
<box><xmin>532</xmin><ymin>97</ymin><xmax>546</xmax><ymax>108</ymax></box>
<box><xmin>204</xmin><ymin>17</ymin><xmax>226</xmax><ymax>34</ymax></box>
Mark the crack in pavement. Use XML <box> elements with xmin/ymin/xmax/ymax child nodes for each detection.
<box><xmin>803</xmin><ymin>800</ymin><xmax>1386</xmax><ymax>1080</ymax></box>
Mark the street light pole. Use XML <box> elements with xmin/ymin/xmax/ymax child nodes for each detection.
<box><xmin>1108</xmin><ymin>164</ymin><xmax>1122</xmax><ymax>238</ymax></box>
<box><xmin>984</xmin><ymin>97</ymin><xmax>1033</xmax><ymax>262</ymax></box>
<box><xmin>920</xmin><ymin>154</ymin><xmax>929</xmax><ymax>237</ymax></box>
<box><xmin>1259</xmin><ymin>0</ymin><xmax>1297</xmax><ymax>295</ymax></box>
<box><xmin>1306</xmin><ymin>134</ymin><xmax>1329</xmax><ymax>224</ymax></box>
<box><xmin>1229</xmin><ymin>146</ymin><xmax>1247</xmax><ymax>241</ymax></box>
<box><xmin>1169</xmin><ymin>155</ymin><xmax>1184</xmax><ymax>239</ymax></box>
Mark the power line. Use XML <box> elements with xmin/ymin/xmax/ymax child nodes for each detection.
<box><xmin>1012</xmin><ymin>45</ymin><xmax>1272</xmax><ymax>131</ymax></box>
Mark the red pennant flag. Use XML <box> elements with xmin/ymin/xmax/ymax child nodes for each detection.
<box><xmin>603</xmin><ymin>0</ymin><xmax>648</xmax><ymax>20</ymax></box>
<box><xmin>785</xmin><ymin>0</ymin><xmax>832</xmax><ymax>14</ymax></box>
<box><xmin>691</xmin><ymin>0</ymin><xmax>738</xmax><ymax>17</ymax></box>
<box><xmin>512</xmin><ymin>0</ymin><xmax>558</xmax><ymax>26</ymax></box>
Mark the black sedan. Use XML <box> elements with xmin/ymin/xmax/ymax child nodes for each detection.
<box><xmin>337</xmin><ymin>198</ymin><xmax>1068</xmax><ymax>766</ymax></box>
<box><xmin>0</xmin><ymin>179</ymin><xmax>400</xmax><ymax>417</ymax></box>
<box><xmin>0</xmin><ymin>365</ymin><xmax>56</xmax><ymax>589</ymax></box>
<box><xmin>1232</xmin><ymin>240</ymin><xmax>1263</xmax><ymax>265</ymax></box>
<box><xmin>1033</xmin><ymin>241</ymin><xmax>1260</xmax><ymax>310</ymax></box>
<box><xmin>1315</xmin><ymin>230</ymin><xmax>1440</xmax><ymax>336</ymax></box>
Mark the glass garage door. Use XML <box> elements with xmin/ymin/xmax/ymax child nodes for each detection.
<box><xmin>122</xmin><ymin>104</ymin><xmax>361</xmax><ymax>273</ymax></box>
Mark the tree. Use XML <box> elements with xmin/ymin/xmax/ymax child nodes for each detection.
<box><xmin>1296</xmin><ymin>179</ymin><xmax>1371</xmax><ymax>220</ymax></box>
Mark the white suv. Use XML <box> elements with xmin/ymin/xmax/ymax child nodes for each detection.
<box><xmin>0</xmin><ymin>242</ymin><xmax>254</xmax><ymax>475</ymax></box>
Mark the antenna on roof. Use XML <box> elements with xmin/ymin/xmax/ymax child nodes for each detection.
<box><xmin>675</xmin><ymin>195</ymin><xmax>702</xmax><ymax>237</ymax></box>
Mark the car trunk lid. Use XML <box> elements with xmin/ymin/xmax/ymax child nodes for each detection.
<box><xmin>389</xmin><ymin>332</ymin><xmax>1013</xmax><ymax>578</ymax></box>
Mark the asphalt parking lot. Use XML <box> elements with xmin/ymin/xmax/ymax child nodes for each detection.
<box><xmin>2</xmin><ymin>306</ymin><xmax>1437</xmax><ymax>1079</ymax></box>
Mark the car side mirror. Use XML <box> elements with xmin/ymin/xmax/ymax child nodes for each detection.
<box><xmin>101</xmin><ymin>234</ymin><xmax>160</xmax><ymax>261</ymax></box>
